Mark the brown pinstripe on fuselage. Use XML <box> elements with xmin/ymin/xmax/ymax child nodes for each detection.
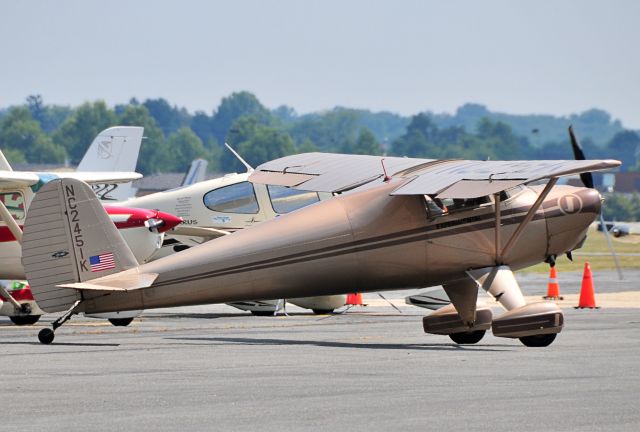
<box><xmin>80</xmin><ymin>180</ymin><xmax>601</xmax><ymax>314</ymax></box>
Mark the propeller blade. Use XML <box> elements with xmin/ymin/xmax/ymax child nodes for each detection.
<box><xmin>568</xmin><ymin>125</ymin><xmax>623</xmax><ymax>280</ymax></box>
<box><xmin>568</xmin><ymin>125</ymin><xmax>594</xmax><ymax>188</ymax></box>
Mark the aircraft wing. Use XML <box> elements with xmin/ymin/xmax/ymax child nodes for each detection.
<box><xmin>57</xmin><ymin>171</ymin><xmax>143</xmax><ymax>184</ymax></box>
<box><xmin>0</xmin><ymin>171</ymin><xmax>41</xmax><ymax>188</ymax></box>
<box><xmin>250</xmin><ymin>153</ymin><xmax>435</xmax><ymax>192</ymax></box>
<box><xmin>250</xmin><ymin>153</ymin><xmax>621</xmax><ymax>198</ymax></box>
<box><xmin>392</xmin><ymin>159</ymin><xmax>621</xmax><ymax>198</ymax></box>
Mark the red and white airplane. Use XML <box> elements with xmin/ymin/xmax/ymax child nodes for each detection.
<box><xmin>0</xmin><ymin>127</ymin><xmax>181</xmax><ymax>325</ymax></box>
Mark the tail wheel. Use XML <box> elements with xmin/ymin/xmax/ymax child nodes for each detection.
<box><xmin>449</xmin><ymin>330</ymin><xmax>486</xmax><ymax>345</ymax></box>
<box><xmin>9</xmin><ymin>315</ymin><xmax>41</xmax><ymax>326</ymax></box>
<box><xmin>38</xmin><ymin>328</ymin><xmax>55</xmax><ymax>344</ymax></box>
<box><xmin>519</xmin><ymin>333</ymin><xmax>557</xmax><ymax>347</ymax></box>
<box><xmin>108</xmin><ymin>317</ymin><xmax>134</xmax><ymax>327</ymax></box>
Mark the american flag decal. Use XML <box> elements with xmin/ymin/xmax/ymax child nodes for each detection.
<box><xmin>89</xmin><ymin>253</ymin><xmax>116</xmax><ymax>272</ymax></box>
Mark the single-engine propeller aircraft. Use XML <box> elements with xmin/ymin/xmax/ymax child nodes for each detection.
<box><xmin>22</xmin><ymin>152</ymin><xmax>619</xmax><ymax>346</ymax></box>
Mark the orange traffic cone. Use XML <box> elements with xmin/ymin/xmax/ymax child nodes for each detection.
<box><xmin>575</xmin><ymin>262</ymin><xmax>599</xmax><ymax>309</ymax></box>
<box><xmin>346</xmin><ymin>293</ymin><xmax>363</xmax><ymax>306</ymax></box>
<box><xmin>544</xmin><ymin>266</ymin><xmax>563</xmax><ymax>300</ymax></box>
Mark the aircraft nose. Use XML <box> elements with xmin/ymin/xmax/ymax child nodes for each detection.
<box><xmin>579</xmin><ymin>188</ymin><xmax>602</xmax><ymax>216</ymax></box>
<box><xmin>554</xmin><ymin>187</ymin><xmax>601</xmax><ymax>217</ymax></box>
<box><xmin>545</xmin><ymin>187</ymin><xmax>602</xmax><ymax>257</ymax></box>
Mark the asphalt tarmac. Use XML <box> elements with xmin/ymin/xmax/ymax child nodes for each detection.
<box><xmin>1</xmin><ymin>270</ymin><xmax>639</xmax><ymax>431</ymax></box>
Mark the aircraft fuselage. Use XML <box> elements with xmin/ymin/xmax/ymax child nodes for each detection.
<box><xmin>80</xmin><ymin>180</ymin><xmax>601</xmax><ymax>314</ymax></box>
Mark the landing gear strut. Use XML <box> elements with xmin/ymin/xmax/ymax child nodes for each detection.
<box><xmin>37</xmin><ymin>300</ymin><xmax>82</xmax><ymax>345</ymax></box>
<box><xmin>468</xmin><ymin>266</ymin><xmax>564</xmax><ymax>347</ymax></box>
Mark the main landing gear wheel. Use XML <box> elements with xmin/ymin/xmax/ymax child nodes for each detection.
<box><xmin>38</xmin><ymin>328</ymin><xmax>55</xmax><ymax>345</ymax></box>
<box><xmin>449</xmin><ymin>330</ymin><xmax>486</xmax><ymax>345</ymax></box>
<box><xmin>519</xmin><ymin>333</ymin><xmax>557</xmax><ymax>347</ymax></box>
<box><xmin>9</xmin><ymin>315</ymin><xmax>41</xmax><ymax>325</ymax></box>
<box><xmin>312</xmin><ymin>309</ymin><xmax>334</xmax><ymax>315</ymax></box>
<box><xmin>108</xmin><ymin>317</ymin><xmax>134</xmax><ymax>327</ymax></box>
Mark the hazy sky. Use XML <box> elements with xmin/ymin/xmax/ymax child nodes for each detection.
<box><xmin>1</xmin><ymin>1</ymin><xmax>639</xmax><ymax>128</ymax></box>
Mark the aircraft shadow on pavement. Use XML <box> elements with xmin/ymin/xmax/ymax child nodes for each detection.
<box><xmin>143</xmin><ymin>312</ymin><xmax>264</xmax><ymax>320</ymax></box>
<box><xmin>144</xmin><ymin>312</ymin><xmax>346</xmax><ymax>320</ymax></box>
<box><xmin>165</xmin><ymin>336</ymin><xmax>513</xmax><ymax>352</ymax></box>
<box><xmin>0</xmin><ymin>341</ymin><xmax>120</xmax><ymax>347</ymax></box>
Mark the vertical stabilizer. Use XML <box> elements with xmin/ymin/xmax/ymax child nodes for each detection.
<box><xmin>21</xmin><ymin>178</ymin><xmax>138</xmax><ymax>312</ymax></box>
<box><xmin>182</xmin><ymin>158</ymin><xmax>208</xmax><ymax>186</ymax></box>
<box><xmin>77</xmin><ymin>126</ymin><xmax>144</xmax><ymax>200</ymax></box>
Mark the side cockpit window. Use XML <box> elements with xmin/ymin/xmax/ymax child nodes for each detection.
<box><xmin>424</xmin><ymin>194</ymin><xmax>490</xmax><ymax>217</ymax></box>
<box><xmin>203</xmin><ymin>182</ymin><xmax>259</xmax><ymax>214</ymax></box>
<box><xmin>0</xmin><ymin>192</ymin><xmax>25</xmax><ymax>220</ymax></box>
<box><xmin>499</xmin><ymin>185</ymin><xmax>524</xmax><ymax>202</ymax></box>
<box><xmin>267</xmin><ymin>185</ymin><xmax>320</xmax><ymax>214</ymax></box>
<box><xmin>424</xmin><ymin>195</ymin><xmax>448</xmax><ymax>217</ymax></box>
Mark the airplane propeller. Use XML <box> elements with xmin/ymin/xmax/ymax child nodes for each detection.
<box><xmin>568</xmin><ymin>125</ymin><xmax>623</xmax><ymax>280</ymax></box>
<box><xmin>569</xmin><ymin>126</ymin><xmax>595</xmax><ymax>189</ymax></box>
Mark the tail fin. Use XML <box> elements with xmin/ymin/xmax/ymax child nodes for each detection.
<box><xmin>21</xmin><ymin>178</ymin><xmax>138</xmax><ymax>312</ymax></box>
<box><xmin>77</xmin><ymin>126</ymin><xmax>144</xmax><ymax>201</ymax></box>
<box><xmin>182</xmin><ymin>158</ymin><xmax>208</xmax><ymax>186</ymax></box>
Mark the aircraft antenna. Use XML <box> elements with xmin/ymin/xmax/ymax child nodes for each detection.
<box><xmin>381</xmin><ymin>158</ymin><xmax>391</xmax><ymax>182</ymax></box>
<box><xmin>224</xmin><ymin>142</ymin><xmax>254</xmax><ymax>173</ymax></box>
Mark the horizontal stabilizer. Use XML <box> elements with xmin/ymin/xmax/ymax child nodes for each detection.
<box><xmin>58</xmin><ymin>272</ymin><xmax>158</xmax><ymax>292</ymax></box>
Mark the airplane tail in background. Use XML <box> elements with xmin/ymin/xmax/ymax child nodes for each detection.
<box><xmin>182</xmin><ymin>158</ymin><xmax>208</xmax><ymax>186</ymax></box>
<box><xmin>77</xmin><ymin>126</ymin><xmax>144</xmax><ymax>201</ymax></box>
<box><xmin>0</xmin><ymin>149</ymin><xmax>13</xmax><ymax>171</ymax></box>
<box><xmin>21</xmin><ymin>178</ymin><xmax>140</xmax><ymax>313</ymax></box>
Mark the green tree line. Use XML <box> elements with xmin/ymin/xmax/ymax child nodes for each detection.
<box><xmin>0</xmin><ymin>92</ymin><xmax>638</xmax><ymax>177</ymax></box>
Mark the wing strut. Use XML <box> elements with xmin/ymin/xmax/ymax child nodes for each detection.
<box><xmin>0</xmin><ymin>284</ymin><xmax>23</xmax><ymax>311</ymax></box>
<box><xmin>0</xmin><ymin>199</ymin><xmax>22</xmax><ymax>244</ymax></box>
<box><xmin>501</xmin><ymin>177</ymin><xmax>558</xmax><ymax>261</ymax></box>
<box><xmin>0</xmin><ymin>200</ymin><xmax>29</xmax><ymax>311</ymax></box>
<box><xmin>494</xmin><ymin>192</ymin><xmax>501</xmax><ymax>264</ymax></box>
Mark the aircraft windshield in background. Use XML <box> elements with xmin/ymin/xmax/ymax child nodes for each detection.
<box><xmin>20</xmin><ymin>151</ymin><xmax>619</xmax><ymax>346</ymax></box>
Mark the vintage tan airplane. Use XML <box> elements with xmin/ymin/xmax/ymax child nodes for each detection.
<box><xmin>21</xmin><ymin>153</ymin><xmax>619</xmax><ymax>346</ymax></box>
